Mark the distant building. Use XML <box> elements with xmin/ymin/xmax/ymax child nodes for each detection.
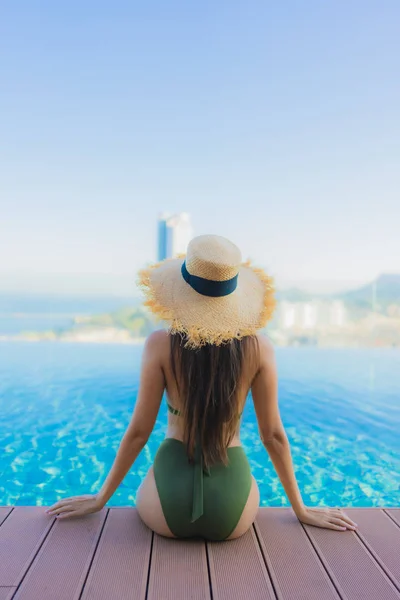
<box><xmin>278</xmin><ymin>300</ymin><xmax>347</xmax><ymax>331</ymax></box>
<box><xmin>330</xmin><ymin>300</ymin><xmax>346</xmax><ymax>327</ymax></box>
<box><xmin>157</xmin><ymin>213</ymin><xmax>193</xmax><ymax>260</ymax></box>
<box><xmin>303</xmin><ymin>303</ymin><xmax>318</xmax><ymax>329</ymax></box>
<box><xmin>280</xmin><ymin>301</ymin><xmax>297</xmax><ymax>329</ymax></box>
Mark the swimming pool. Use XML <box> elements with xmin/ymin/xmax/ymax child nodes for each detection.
<box><xmin>0</xmin><ymin>342</ymin><xmax>399</xmax><ymax>507</ymax></box>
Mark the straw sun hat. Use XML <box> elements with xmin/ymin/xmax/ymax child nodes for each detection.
<box><xmin>138</xmin><ymin>234</ymin><xmax>276</xmax><ymax>348</ymax></box>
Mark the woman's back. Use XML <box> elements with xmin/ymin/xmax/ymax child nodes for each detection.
<box><xmin>158</xmin><ymin>330</ymin><xmax>260</xmax><ymax>450</ymax></box>
<box><xmin>135</xmin><ymin>329</ymin><xmax>263</xmax><ymax>540</ymax></box>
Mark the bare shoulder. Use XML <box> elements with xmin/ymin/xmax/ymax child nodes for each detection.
<box><xmin>143</xmin><ymin>329</ymin><xmax>170</xmax><ymax>358</ymax></box>
<box><xmin>255</xmin><ymin>333</ymin><xmax>276</xmax><ymax>365</ymax></box>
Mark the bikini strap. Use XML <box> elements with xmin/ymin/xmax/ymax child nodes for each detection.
<box><xmin>167</xmin><ymin>401</ymin><xmax>181</xmax><ymax>416</ymax></box>
<box><xmin>168</xmin><ymin>400</ymin><xmax>242</xmax><ymax>420</ymax></box>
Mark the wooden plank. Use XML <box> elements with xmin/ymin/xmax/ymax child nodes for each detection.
<box><xmin>385</xmin><ymin>509</ymin><xmax>400</xmax><ymax>528</ymax></box>
<box><xmin>255</xmin><ymin>508</ymin><xmax>340</xmax><ymax>600</ymax></box>
<box><xmin>0</xmin><ymin>507</ymin><xmax>53</xmax><ymax>586</ymax></box>
<box><xmin>147</xmin><ymin>534</ymin><xmax>210</xmax><ymax>600</ymax></box>
<box><xmin>0</xmin><ymin>507</ymin><xmax>13</xmax><ymax>527</ymax></box>
<box><xmin>345</xmin><ymin>509</ymin><xmax>400</xmax><ymax>592</ymax></box>
<box><xmin>2</xmin><ymin>506</ymin><xmax>400</xmax><ymax>600</ymax></box>
<box><xmin>13</xmin><ymin>508</ymin><xmax>108</xmax><ymax>600</ymax></box>
<box><xmin>303</xmin><ymin>510</ymin><xmax>400</xmax><ymax>600</ymax></box>
<box><xmin>208</xmin><ymin>527</ymin><xmax>275</xmax><ymax>600</ymax></box>
<box><xmin>80</xmin><ymin>508</ymin><xmax>152</xmax><ymax>600</ymax></box>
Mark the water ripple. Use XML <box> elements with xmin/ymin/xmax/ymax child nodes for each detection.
<box><xmin>0</xmin><ymin>342</ymin><xmax>399</xmax><ymax>507</ymax></box>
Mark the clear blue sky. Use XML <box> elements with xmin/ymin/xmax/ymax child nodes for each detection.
<box><xmin>1</xmin><ymin>1</ymin><xmax>399</xmax><ymax>296</ymax></box>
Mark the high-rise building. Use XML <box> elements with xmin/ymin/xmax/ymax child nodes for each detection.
<box><xmin>157</xmin><ymin>213</ymin><xmax>193</xmax><ymax>260</ymax></box>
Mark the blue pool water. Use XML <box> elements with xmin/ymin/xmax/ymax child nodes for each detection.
<box><xmin>0</xmin><ymin>342</ymin><xmax>399</xmax><ymax>508</ymax></box>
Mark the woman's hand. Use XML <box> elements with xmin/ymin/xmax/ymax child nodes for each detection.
<box><xmin>296</xmin><ymin>507</ymin><xmax>358</xmax><ymax>531</ymax></box>
<box><xmin>45</xmin><ymin>494</ymin><xmax>104</xmax><ymax>520</ymax></box>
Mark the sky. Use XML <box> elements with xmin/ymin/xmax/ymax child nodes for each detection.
<box><xmin>1</xmin><ymin>1</ymin><xmax>399</xmax><ymax>296</ymax></box>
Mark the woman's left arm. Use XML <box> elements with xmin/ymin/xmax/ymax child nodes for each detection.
<box><xmin>46</xmin><ymin>330</ymin><xmax>166</xmax><ymax>519</ymax></box>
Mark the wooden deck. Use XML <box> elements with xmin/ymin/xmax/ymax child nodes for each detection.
<box><xmin>1</xmin><ymin>507</ymin><xmax>400</xmax><ymax>599</ymax></box>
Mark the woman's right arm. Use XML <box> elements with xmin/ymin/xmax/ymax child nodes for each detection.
<box><xmin>252</xmin><ymin>334</ymin><xmax>357</xmax><ymax>531</ymax></box>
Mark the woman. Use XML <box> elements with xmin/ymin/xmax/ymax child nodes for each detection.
<box><xmin>46</xmin><ymin>234</ymin><xmax>357</xmax><ymax>539</ymax></box>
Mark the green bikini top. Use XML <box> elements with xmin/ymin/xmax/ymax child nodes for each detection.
<box><xmin>166</xmin><ymin>401</ymin><xmax>182</xmax><ymax>416</ymax></box>
<box><xmin>166</xmin><ymin>400</ymin><xmax>244</xmax><ymax>523</ymax></box>
<box><xmin>167</xmin><ymin>401</ymin><xmax>244</xmax><ymax>419</ymax></box>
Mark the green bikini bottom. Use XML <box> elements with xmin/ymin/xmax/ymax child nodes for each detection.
<box><xmin>153</xmin><ymin>438</ymin><xmax>253</xmax><ymax>541</ymax></box>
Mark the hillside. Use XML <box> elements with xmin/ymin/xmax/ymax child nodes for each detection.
<box><xmin>339</xmin><ymin>274</ymin><xmax>400</xmax><ymax>311</ymax></box>
<box><xmin>73</xmin><ymin>306</ymin><xmax>156</xmax><ymax>337</ymax></box>
<box><xmin>277</xmin><ymin>274</ymin><xmax>400</xmax><ymax>313</ymax></box>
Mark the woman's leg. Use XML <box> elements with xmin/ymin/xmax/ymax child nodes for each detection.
<box><xmin>136</xmin><ymin>466</ymin><xmax>176</xmax><ymax>538</ymax></box>
<box><xmin>226</xmin><ymin>476</ymin><xmax>260</xmax><ymax>540</ymax></box>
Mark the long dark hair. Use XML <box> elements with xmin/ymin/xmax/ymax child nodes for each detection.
<box><xmin>170</xmin><ymin>333</ymin><xmax>259</xmax><ymax>469</ymax></box>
